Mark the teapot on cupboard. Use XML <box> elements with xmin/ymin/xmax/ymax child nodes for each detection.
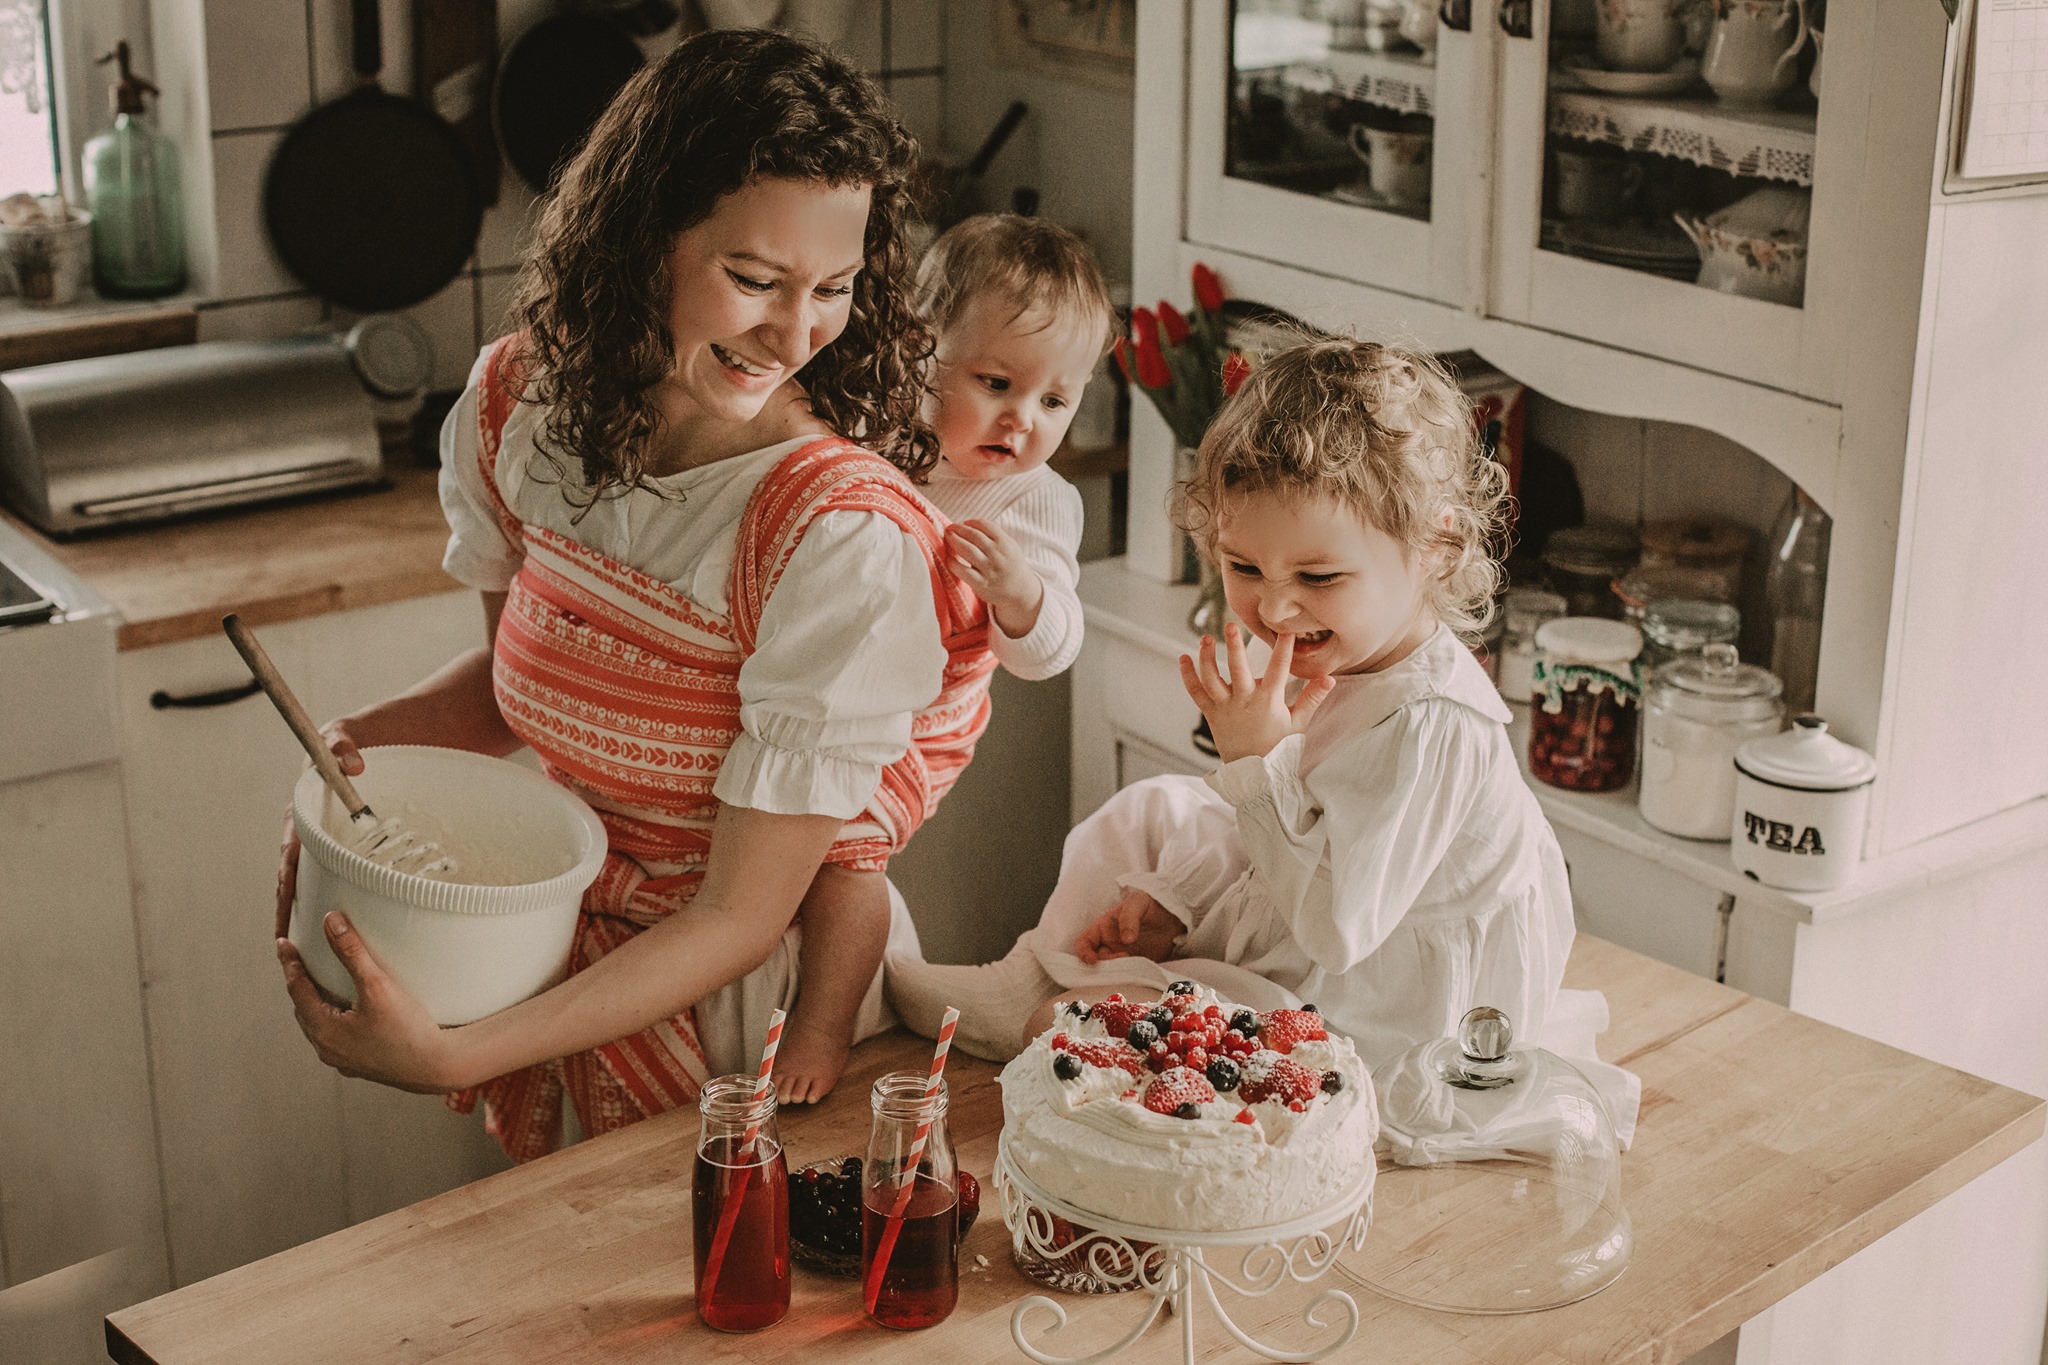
<box><xmin>1702</xmin><ymin>0</ymin><xmax>1810</xmax><ymax>106</ymax></box>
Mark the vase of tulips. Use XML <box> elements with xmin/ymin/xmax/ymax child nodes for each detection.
<box><xmin>1113</xmin><ymin>262</ymin><xmax>1252</xmax><ymax>634</ymax></box>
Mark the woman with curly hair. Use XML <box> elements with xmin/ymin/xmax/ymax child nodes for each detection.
<box><xmin>273</xmin><ymin>29</ymin><xmax>989</xmax><ymax>1160</ymax></box>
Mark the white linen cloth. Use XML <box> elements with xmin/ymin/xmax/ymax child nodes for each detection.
<box><xmin>922</xmin><ymin>462</ymin><xmax>1086</xmax><ymax>681</ymax></box>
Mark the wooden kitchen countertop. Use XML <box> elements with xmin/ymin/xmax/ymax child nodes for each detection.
<box><xmin>0</xmin><ymin>464</ymin><xmax>457</xmax><ymax>651</ymax></box>
<box><xmin>105</xmin><ymin>935</ymin><xmax>2042</xmax><ymax>1365</ymax></box>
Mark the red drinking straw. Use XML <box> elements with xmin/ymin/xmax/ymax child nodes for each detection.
<box><xmin>863</xmin><ymin>1006</ymin><xmax>959</xmax><ymax>1315</ymax></box>
<box><xmin>697</xmin><ymin>1006</ymin><xmax>785</xmax><ymax>1306</ymax></box>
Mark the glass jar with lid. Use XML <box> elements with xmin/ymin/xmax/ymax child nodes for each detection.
<box><xmin>1639</xmin><ymin>598</ymin><xmax>1740</xmax><ymax>674</ymax></box>
<box><xmin>1529</xmin><ymin>618</ymin><xmax>1642</xmax><ymax>792</ymax></box>
<box><xmin>1613</xmin><ymin>562</ymin><xmax>1729</xmax><ymax>623</ymax></box>
<box><xmin>1496</xmin><ymin>587</ymin><xmax>1567</xmax><ymax>705</ymax></box>
<box><xmin>1637</xmin><ymin>518</ymin><xmax>1750</xmax><ymax>604</ymax></box>
<box><xmin>1639</xmin><ymin>643</ymin><xmax>1784</xmax><ymax>839</ymax></box>
<box><xmin>1540</xmin><ymin>525</ymin><xmax>1640</xmax><ymax>619</ymax></box>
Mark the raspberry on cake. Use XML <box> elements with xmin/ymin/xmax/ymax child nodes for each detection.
<box><xmin>996</xmin><ymin>985</ymin><xmax>1378</xmax><ymax>1233</ymax></box>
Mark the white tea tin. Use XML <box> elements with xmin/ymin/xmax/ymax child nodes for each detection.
<box><xmin>1730</xmin><ymin>715</ymin><xmax>1876</xmax><ymax>891</ymax></box>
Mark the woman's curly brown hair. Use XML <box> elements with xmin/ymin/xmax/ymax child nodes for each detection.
<box><xmin>1175</xmin><ymin>336</ymin><xmax>1510</xmax><ymax>643</ymax></box>
<box><xmin>509</xmin><ymin>28</ymin><xmax>936</xmax><ymax>504</ymax></box>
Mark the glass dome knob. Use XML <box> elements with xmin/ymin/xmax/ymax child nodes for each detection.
<box><xmin>1459</xmin><ymin>1006</ymin><xmax>1512</xmax><ymax>1061</ymax></box>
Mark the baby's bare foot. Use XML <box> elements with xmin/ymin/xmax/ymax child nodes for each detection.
<box><xmin>774</xmin><ymin>1019</ymin><xmax>853</xmax><ymax>1106</ymax></box>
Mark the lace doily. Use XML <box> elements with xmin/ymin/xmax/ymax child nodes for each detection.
<box><xmin>1548</xmin><ymin>90</ymin><xmax>1815</xmax><ymax>185</ymax></box>
<box><xmin>1282</xmin><ymin>50</ymin><xmax>1436</xmax><ymax>118</ymax></box>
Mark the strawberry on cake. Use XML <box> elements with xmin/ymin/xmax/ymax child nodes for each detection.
<box><xmin>997</xmin><ymin>982</ymin><xmax>1378</xmax><ymax>1233</ymax></box>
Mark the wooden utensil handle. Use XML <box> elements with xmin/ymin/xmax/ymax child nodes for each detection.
<box><xmin>222</xmin><ymin>613</ymin><xmax>372</xmax><ymax>819</ymax></box>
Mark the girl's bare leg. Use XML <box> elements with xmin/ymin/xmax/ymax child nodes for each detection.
<box><xmin>779</xmin><ymin>865</ymin><xmax>890</xmax><ymax>1104</ymax></box>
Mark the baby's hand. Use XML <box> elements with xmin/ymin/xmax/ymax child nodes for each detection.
<box><xmin>1180</xmin><ymin>623</ymin><xmax>1335</xmax><ymax>763</ymax></box>
<box><xmin>1074</xmin><ymin>889</ymin><xmax>1184</xmax><ymax>965</ymax></box>
<box><xmin>948</xmin><ymin>520</ymin><xmax>1045</xmax><ymax>640</ymax></box>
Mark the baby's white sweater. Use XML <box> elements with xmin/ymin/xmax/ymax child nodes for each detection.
<box><xmin>923</xmin><ymin>463</ymin><xmax>1087</xmax><ymax>681</ymax></box>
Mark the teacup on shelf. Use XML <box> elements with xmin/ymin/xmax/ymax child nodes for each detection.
<box><xmin>1349</xmin><ymin>123</ymin><xmax>1434</xmax><ymax>208</ymax></box>
<box><xmin>1595</xmin><ymin>0</ymin><xmax>1695</xmax><ymax>72</ymax></box>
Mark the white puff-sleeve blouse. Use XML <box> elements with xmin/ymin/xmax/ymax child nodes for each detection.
<box><xmin>436</xmin><ymin>361</ymin><xmax>946</xmax><ymax>822</ymax></box>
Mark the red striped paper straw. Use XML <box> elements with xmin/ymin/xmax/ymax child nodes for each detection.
<box><xmin>863</xmin><ymin>1007</ymin><xmax>958</xmax><ymax>1315</ymax></box>
<box><xmin>698</xmin><ymin>1008</ymin><xmax>786</xmax><ymax>1305</ymax></box>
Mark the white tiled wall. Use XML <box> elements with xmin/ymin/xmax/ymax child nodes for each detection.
<box><xmin>184</xmin><ymin>0</ymin><xmax>946</xmax><ymax>404</ymax></box>
<box><xmin>941</xmin><ymin>3</ymin><xmax>1135</xmax><ymax>286</ymax></box>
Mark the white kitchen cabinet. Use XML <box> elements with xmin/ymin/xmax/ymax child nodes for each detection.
<box><xmin>117</xmin><ymin>591</ymin><xmax>508</xmax><ymax>1287</ymax></box>
<box><xmin>0</xmin><ymin>527</ymin><xmax>168</xmax><ymax>1365</ymax></box>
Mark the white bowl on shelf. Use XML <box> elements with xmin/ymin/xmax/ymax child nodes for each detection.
<box><xmin>290</xmin><ymin>746</ymin><xmax>608</xmax><ymax>1025</ymax></box>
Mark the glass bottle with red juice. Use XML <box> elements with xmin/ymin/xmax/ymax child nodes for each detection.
<box><xmin>862</xmin><ymin>1072</ymin><xmax>959</xmax><ymax>1329</ymax></box>
<box><xmin>693</xmin><ymin>1075</ymin><xmax>790</xmax><ymax>1332</ymax></box>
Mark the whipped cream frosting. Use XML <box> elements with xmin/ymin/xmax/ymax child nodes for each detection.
<box><xmin>997</xmin><ymin>987</ymin><xmax>1379</xmax><ymax>1232</ymax></box>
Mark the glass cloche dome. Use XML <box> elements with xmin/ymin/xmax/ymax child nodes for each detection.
<box><xmin>1341</xmin><ymin>1006</ymin><xmax>1632</xmax><ymax>1313</ymax></box>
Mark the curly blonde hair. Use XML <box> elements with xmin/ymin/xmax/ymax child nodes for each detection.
<box><xmin>509</xmin><ymin>29</ymin><xmax>936</xmax><ymax>505</ymax></box>
<box><xmin>1174</xmin><ymin>336</ymin><xmax>1509</xmax><ymax>642</ymax></box>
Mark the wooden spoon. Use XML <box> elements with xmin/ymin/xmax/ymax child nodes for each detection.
<box><xmin>223</xmin><ymin>613</ymin><xmax>372</xmax><ymax>821</ymax></box>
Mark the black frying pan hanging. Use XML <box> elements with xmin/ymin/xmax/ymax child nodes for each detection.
<box><xmin>264</xmin><ymin>0</ymin><xmax>484</xmax><ymax>313</ymax></box>
<box><xmin>493</xmin><ymin>9</ymin><xmax>645</xmax><ymax>194</ymax></box>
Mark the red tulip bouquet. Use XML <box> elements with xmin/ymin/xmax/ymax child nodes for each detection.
<box><xmin>1114</xmin><ymin>262</ymin><xmax>1253</xmax><ymax>452</ymax></box>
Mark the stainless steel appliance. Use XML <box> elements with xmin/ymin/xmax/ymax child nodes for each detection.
<box><xmin>0</xmin><ymin>334</ymin><xmax>384</xmax><ymax>536</ymax></box>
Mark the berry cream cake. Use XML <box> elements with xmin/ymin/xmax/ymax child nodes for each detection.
<box><xmin>996</xmin><ymin>982</ymin><xmax>1378</xmax><ymax>1232</ymax></box>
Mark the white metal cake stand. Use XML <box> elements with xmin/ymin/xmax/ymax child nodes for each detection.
<box><xmin>994</xmin><ymin>1144</ymin><xmax>1374</xmax><ymax>1365</ymax></box>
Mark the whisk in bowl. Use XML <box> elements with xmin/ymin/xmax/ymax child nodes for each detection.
<box><xmin>223</xmin><ymin>614</ymin><xmax>458</xmax><ymax>880</ymax></box>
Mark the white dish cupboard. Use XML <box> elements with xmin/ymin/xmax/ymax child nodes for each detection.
<box><xmin>1086</xmin><ymin>3</ymin><xmax>2048</xmax><ymax>1361</ymax></box>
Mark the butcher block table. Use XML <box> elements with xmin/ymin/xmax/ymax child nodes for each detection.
<box><xmin>106</xmin><ymin>936</ymin><xmax>2041</xmax><ymax>1365</ymax></box>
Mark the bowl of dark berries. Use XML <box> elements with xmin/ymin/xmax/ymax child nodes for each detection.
<box><xmin>789</xmin><ymin>1157</ymin><xmax>982</xmax><ymax>1277</ymax></box>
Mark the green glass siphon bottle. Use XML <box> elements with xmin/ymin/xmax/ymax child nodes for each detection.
<box><xmin>81</xmin><ymin>42</ymin><xmax>185</xmax><ymax>298</ymax></box>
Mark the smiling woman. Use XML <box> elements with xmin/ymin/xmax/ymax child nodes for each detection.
<box><xmin>268</xmin><ymin>29</ymin><xmax>994</xmax><ymax>1163</ymax></box>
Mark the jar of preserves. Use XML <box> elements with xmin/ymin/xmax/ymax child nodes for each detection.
<box><xmin>1639</xmin><ymin>598</ymin><xmax>1740</xmax><ymax>674</ymax></box>
<box><xmin>1540</xmin><ymin>525</ymin><xmax>1640</xmax><ymax>619</ymax></box>
<box><xmin>1497</xmin><ymin>587</ymin><xmax>1567</xmax><ymax>704</ymax></box>
<box><xmin>1637</xmin><ymin>518</ymin><xmax>1749</xmax><ymax>604</ymax></box>
<box><xmin>1639</xmin><ymin>643</ymin><xmax>1783</xmax><ymax>839</ymax></box>
<box><xmin>1529</xmin><ymin>618</ymin><xmax>1642</xmax><ymax>792</ymax></box>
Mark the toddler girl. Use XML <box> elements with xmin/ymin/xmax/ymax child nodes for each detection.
<box><xmin>888</xmin><ymin>337</ymin><xmax>1637</xmax><ymax>1142</ymax></box>
<box><xmin>772</xmin><ymin>214</ymin><xmax>1115</xmax><ymax>1101</ymax></box>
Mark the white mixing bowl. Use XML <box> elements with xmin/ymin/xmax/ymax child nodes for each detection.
<box><xmin>291</xmin><ymin>746</ymin><xmax>607</xmax><ymax>1025</ymax></box>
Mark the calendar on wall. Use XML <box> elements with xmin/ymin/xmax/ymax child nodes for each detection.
<box><xmin>1957</xmin><ymin>0</ymin><xmax>2048</xmax><ymax>178</ymax></box>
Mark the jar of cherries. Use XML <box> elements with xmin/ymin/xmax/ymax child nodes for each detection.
<box><xmin>1529</xmin><ymin>618</ymin><xmax>1643</xmax><ymax>792</ymax></box>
